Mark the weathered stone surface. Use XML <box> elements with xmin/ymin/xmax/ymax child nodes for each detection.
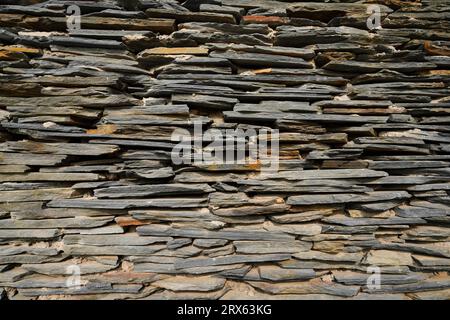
<box><xmin>137</xmin><ymin>225</ymin><xmax>295</xmax><ymax>241</ymax></box>
<box><xmin>0</xmin><ymin>172</ymin><xmax>102</xmax><ymax>182</ymax></box>
<box><xmin>275</xmin><ymin>26</ymin><xmax>370</xmax><ymax>47</ymax></box>
<box><xmin>12</xmin><ymin>208</ymin><xmax>125</xmax><ymax>220</ymax></box>
<box><xmin>395</xmin><ymin>206</ymin><xmax>450</xmax><ymax>218</ymax></box>
<box><xmin>264</xmin><ymin>223</ymin><xmax>322</xmax><ymax>236</ymax></box>
<box><xmin>287</xmin><ymin>191</ymin><xmax>411</xmax><ymax>206</ymax></box>
<box><xmin>322</xmin><ymin>216</ymin><xmax>425</xmax><ymax>227</ymax></box>
<box><xmin>175</xmin><ymin>254</ymin><xmax>291</xmax><ymax>270</ymax></box>
<box><xmin>249</xmin><ymin>169</ymin><xmax>387</xmax><ymax>181</ymax></box>
<box><xmin>95</xmin><ymin>183</ymin><xmax>213</xmax><ymax>198</ymax></box>
<box><xmin>224</xmin><ymin>112</ymin><xmax>388</xmax><ymax>123</ymax></box>
<box><xmin>1</xmin><ymin>0</ymin><xmax>450</xmax><ymax>301</ymax></box>
<box><xmin>0</xmin><ymin>229</ymin><xmax>61</xmax><ymax>240</ymax></box>
<box><xmin>234</xmin><ymin>241</ymin><xmax>311</xmax><ymax>254</ymax></box>
<box><xmin>323</xmin><ymin>60</ymin><xmax>436</xmax><ymax>73</ymax></box>
<box><xmin>0</xmin><ymin>268</ymin><xmax>31</xmax><ymax>283</ymax></box>
<box><xmin>208</xmin><ymin>43</ymin><xmax>315</xmax><ymax>60</ymax></box>
<box><xmin>63</xmin><ymin>245</ymin><xmax>166</xmax><ymax>256</ymax></box>
<box><xmin>0</xmin><ymin>254</ymin><xmax>66</xmax><ymax>265</ymax></box>
<box><xmin>413</xmin><ymin>255</ymin><xmax>450</xmax><ymax>267</ymax></box>
<box><xmin>167</xmin><ymin>238</ymin><xmax>192</xmax><ymax>250</ymax></box>
<box><xmin>248</xmin><ymin>279</ymin><xmax>359</xmax><ymax>297</ymax></box>
<box><xmin>362</xmin><ymin>278</ymin><xmax>450</xmax><ymax>294</ymax></box>
<box><xmin>193</xmin><ymin>239</ymin><xmax>228</xmax><ymax>248</ymax></box>
<box><xmin>369</xmin><ymin>243</ymin><xmax>450</xmax><ymax>259</ymax></box>
<box><xmin>75</xmin><ymin>225</ymin><xmax>124</xmax><ymax>235</ymax></box>
<box><xmin>333</xmin><ymin>271</ymin><xmax>426</xmax><ymax>286</ymax></box>
<box><xmin>152</xmin><ymin>275</ymin><xmax>226</xmax><ymax>292</ymax></box>
<box><xmin>200</xmin><ymin>4</ymin><xmax>244</xmax><ymax>20</ymax></box>
<box><xmin>0</xmin><ymin>153</ymin><xmax>67</xmax><ymax>166</ymax></box>
<box><xmin>0</xmin><ymin>141</ymin><xmax>119</xmax><ymax>156</ymax></box>
<box><xmin>212</xmin><ymin>204</ymin><xmax>288</xmax><ymax>217</ymax></box>
<box><xmin>33</xmin><ymin>16</ymin><xmax>175</xmax><ymax>33</ymax></box>
<box><xmin>409</xmin><ymin>289</ymin><xmax>450</xmax><ymax>300</ymax></box>
<box><xmin>18</xmin><ymin>283</ymin><xmax>143</xmax><ymax>296</ymax></box>
<box><xmin>239</xmin><ymin>182</ymin><xmax>370</xmax><ymax>194</ymax></box>
<box><xmin>259</xmin><ymin>266</ymin><xmax>316</xmax><ymax>282</ymax></box>
<box><xmin>174</xmin><ymin>172</ymin><xmax>247</xmax><ymax>183</ymax></box>
<box><xmin>172</xmin><ymin>93</ymin><xmax>237</xmax><ymax>110</ymax></box>
<box><xmin>63</xmin><ymin>234</ymin><xmax>171</xmax><ymax>246</ymax></box>
<box><xmin>210</xmin><ymin>50</ymin><xmax>312</xmax><ymax>68</ymax></box>
<box><xmin>0</xmin><ymin>245</ymin><xmax>59</xmax><ymax>256</ymax></box>
<box><xmin>146</xmin><ymin>8</ymin><xmax>236</xmax><ymax>24</ymax></box>
<box><xmin>143</xmin><ymin>47</ymin><xmax>209</xmax><ymax>56</ymax></box>
<box><xmin>22</xmin><ymin>261</ymin><xmax>117</xmax><ymax>276</ymax></box>
<box><xmin>270</xmin><ymin>208</ymin><xmax>337</xmax><ymax>223</ymax></box>
<box><xmin>404</xmin><ymin>226</ymin><xmax>450</xmax><ymax>239</ymax></box>
<box><xmin>145</xmin><ymin>287</ymin><xmax>229</xmax><ymax>300</ymax></box>
<box><xmin>0</xmin><ymin>188</ymin><xmax>74</xmax><ymax>202</ymax></box>
<box><xmin>131</xmin><ymin>208</ymin><xmax>217</xmax><ymax>222</ymax></box>
<box><xmin>293</xmin><ymin>251</ymin><xmax>364</xmax><ymax>263</ymax></box>
<box><xmin>0</xmin><ymin>94</ymin><xmax>139</xmax><ymax>107</ymax></box>
<box><xmin>48</xmin><ymin>198</ymin><xmax>208</xmax><ymax>209</ymax></box>
<box><xmin>364</xmin><ymin>250</ymin><xmax>414</xmax><ymax>266</ymax></box>
<box><xmin>0</xmin><ymin>217</ymin><xmax>113</xmax><ymax>229</ymax></box>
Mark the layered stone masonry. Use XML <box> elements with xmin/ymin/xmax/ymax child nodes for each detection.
<box><xmin>0</xmin><ymin>0</ymin><xmax>449</xmax><ymax>300</ymax></box>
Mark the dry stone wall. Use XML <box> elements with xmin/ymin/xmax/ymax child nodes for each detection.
<box><xmin>0</xmin><ymin>0</ymin><xmax>450</xmax><ymax>300</ymax></box>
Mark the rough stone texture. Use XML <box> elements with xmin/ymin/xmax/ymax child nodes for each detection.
<box><xmin>0</xmin><ymin>0</ymin><xmax>449</xmax><ymax>301</ymax></box>
<box><xmin>152</xmin><ymin>275</ymin><xmax>226</xmax><ymax>292</ymax></box>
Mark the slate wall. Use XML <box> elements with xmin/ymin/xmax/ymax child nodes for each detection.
<box><xmin>0</xmin><ymin>0</ymin><xmax>449</xmax><ymax>300</ymax></box>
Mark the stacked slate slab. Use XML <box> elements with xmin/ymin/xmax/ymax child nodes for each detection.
<box><xmin>0</xmin><ymin>0</ymin><xmax>450</xmax><ymax>300</ymax></box>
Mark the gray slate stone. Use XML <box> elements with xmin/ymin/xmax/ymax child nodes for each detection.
<box><xmin>47</xmin><ymin>198</ymin><xmax>208</xmax><ymax>209</ymax></box>
<box><xmin>0</xmin><ymin>229</ymin><xmax>61</xmax><ymax>240</ymax></box>
<box><xmin>137</xmin><ymin>225</ymin><xmax>295</xmax><ymax>241</ymax></box>
<box><xmin>234</xmin><ymin>241</ymin><xmax>312</xmax><ymax>254</ymax></box>
<box><xmin>287</xmin><ymin>191</ymin><xmax>411</xmax><ymax>206</ymax></box>
<box><xmin>22</xmin><ymin>261</ymin><xmax>117</xmax><ymax>276</ymax></box>
<box><xmin>175</xmin><ymin>254</ymin><xmax>291</xmax><ymax>269</ymax></box>
<box><xmin>94</xmin><ymin>183</ymin><xmax>214</xmax><ymax>198</ymax></box>
<box><xmin>63</xmin><ymin>234</ymin><xmax>171</xmax><ymax>246</ymax></box>
<box><xmin>259</xmin><ymin>266</ymin><xmax>316</xmax><ymax>282</ymax></box>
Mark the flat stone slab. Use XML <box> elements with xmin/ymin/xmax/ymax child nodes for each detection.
<box><xmin>1</xmin><ymin>0</ymin><xmax>450</xmax><ymax>301</ymax></box>
<box><xmin>152</xmin><ymin>275</ymin><xmax>226</xmax><ymax>292</ymax></box>
<box><xmin>0</xmin><ymin>229</ymin><xmax>61</xmax><ymax>240</ymax></box>
<box><xmin>234</xmin><ymin>241</ymin><xmax>311</xmax><ymax>254</ymax></box>
<box><xmin>287</xmin><ymin>191</ymin><xmax>411</xmax><ymax>205</ymax></box>
<box><xmin>47</xmin><ymin>198</ymin><xmax>208</xmax><ymax>209</ymax></box>
<box><xmin>22</xmin><ymin>261</ymin><xmax>117</xmax><ymax>276</ymax></box>
<box><xmin>137</xmin><ymin>225</ymin><xmax>295</xmax><ymax>241</ymax></box>
<box><xmin>63</xmin><ymin>234</ymin><xmax>172</xmax><ymax>246</ymax></box>
<box><xmin>248</xmin><ymin>279</ymin><xmax>360</xmax><ymax>297</ymax></box>
<box><xmin>94</xmin><ymin>183</ymin><xmax>214</xmax><ymax>198</ymax></box>
<box><xmin>174</xmin><ymin>254</ymin><xmax>292</xmax><ymax>269</ymax></box>
<box><xmin>363</xmin><ymin>250</ymin><xmax>414</xmax><ymax>266</ymax></box>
